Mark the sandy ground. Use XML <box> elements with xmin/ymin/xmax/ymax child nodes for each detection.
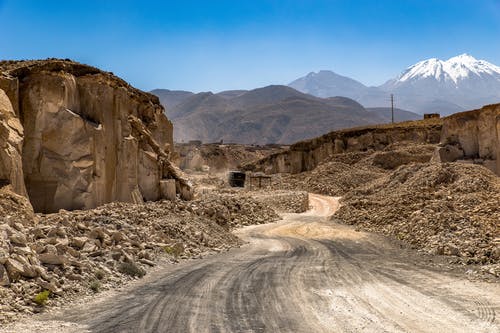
<box><xmin>2</xmin><ymin>194</ymin><xmax>498</xmax><ymax>333</ymax></box>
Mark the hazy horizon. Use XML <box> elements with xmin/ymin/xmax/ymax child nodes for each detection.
<box><xmin>1</xmin><ymin>0</ymin><xmax>499</xmax><ymax>92</ymax></box>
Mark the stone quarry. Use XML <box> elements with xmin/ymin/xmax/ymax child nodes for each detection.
<box><xmin>0</xmin><ymin>186</ymin><xmax>307</xmax><ymax>323</ymax></box>
<box><xmin>0</xmin><ymin>58</ymin><xmax>498</xmax><ymax>327</ymax></box>
<box><xmin>249</xmin><ymin>106</ymin><xmax>499</xmax><ymax>278</ymax></box>
<box><xmin>244</xmin><ymin>118</ymin><xmax>443</xmax><ymax>174</ymax></box>
<box><xmin>0</xmin><ymin>60</ymin><xmax>311</xmax><ymax>323</ymax></box>
<box><xmin>0</xmin><ymin>59</ymin><xmax>190</xmax><ymax>214</ymax></box>
<box><xmin>433</xmin><ymin>103</ymin><xmax>500</xmax><ymax>175</ymax></box>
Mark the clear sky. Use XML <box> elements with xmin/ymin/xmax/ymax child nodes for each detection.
<box><xmin>1</xmin><ymin>0</ymin><xmax>499</xmax><ymax>92</ymax></box>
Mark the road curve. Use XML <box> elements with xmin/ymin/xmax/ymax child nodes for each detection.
<box><xmin>37</xmin><ymin>194</ymin><xmax>500</xmax><ymax>332</ymax></box>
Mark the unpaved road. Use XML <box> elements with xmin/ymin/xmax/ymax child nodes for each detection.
<box><xmin>5</xmin><ymin>194</ymin><xmax>499</xmax><ymax>332</ymax></box>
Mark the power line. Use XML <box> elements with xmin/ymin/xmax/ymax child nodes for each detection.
<box><xmin>390</xmin><ymin>94</ymin><xmax>394</xmax><ymax>124</ymax></box>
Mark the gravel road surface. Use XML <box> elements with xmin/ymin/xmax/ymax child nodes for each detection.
<box><xmin>3</xmin><ymin>194</ymin><xmax>499</xmax><ymax>333</ymax></box>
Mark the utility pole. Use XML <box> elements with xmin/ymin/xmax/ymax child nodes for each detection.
<box><xmin>390</xmin><ymin>94</ymin><xmax>394</xmax><ymax>124</ymax></box>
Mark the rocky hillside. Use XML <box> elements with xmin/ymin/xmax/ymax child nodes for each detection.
<box><xmin>255</xmin><ymin>104</ymin><xmax>500</xmax><ymax>277</ymax></box>
<box><xmin>0</xmin><ymin>59</ymin><xmax>190</xmax><ymax>213</ymax></box>
<box><xmin>0</xmin><ymin>184</ymin><xmax>308</xmax><ymax>323</ymax></box>
<box><xmin>366</xmin><ymin>107</ymin><xmax>420</xmax><ymax>122</ymax></box>
<box><xmin>434</xmin><ymin>103</ymin><xmax>499</xmax><ymax>175</ymax></box>
<box><xmin>248</xmin><ymin>103</ymin><xmax>498</xmax><ymax>177</ymax></box>
<box><xmin>152</xmin><ymin>85</ymin><xmax>400</xmax><ymax>144</ymax></box>
<box><xmin>150</xmin><ymin>89</ymin><xmax>194</xmax><ymax>110</ymax></box>
<box><xmin>269</xmin><ymin>140</ymin><xmax>499</xmax><ymax>277</ymax></box>
<box><xmin>245</xmin><ymin>118</ymin><xmax>442</xmax><ymax>174</ymax></box>
<box><xmin>175</xmin><ymin>142</ymin><xmax>285</xmax><ymax>172</ymax></box>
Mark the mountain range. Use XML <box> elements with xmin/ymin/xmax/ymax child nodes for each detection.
<box><xmin>290</xmin><ymin>54</ymin><xmax>500</xmax><ymax>115</ymax></box>
<box><xmin>152</xmin><ymin>54</ymin><xmax>500</xmax><ymax>144</ymax></box>
<box><xmin>153</xmin><ymin>86</ymin><xmax>419</xmax><ymax>144</ymax></box>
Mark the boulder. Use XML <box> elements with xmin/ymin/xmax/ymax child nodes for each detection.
<box><xmin>431</xmin><ymin>145</ymin><xmax>464</xmax><ymax>163</ymax></box>
<box><xmin>0</xmin><ymin>263</ymin><xmax>9</xmax><ymax>286</ymax></box>
<box><xmin>71</xmin><ymin>236</ymin><xmax>88</xmax><ymax>249</ymax></box>
<box><xmin>4</xmin><ymin>258</ymin><xmax>26</xmax><ymax>281</ymax></box>
<box><xmin>9</xmin><ymin>232</ymin><xmax>27</xmax><ymax>246</ymax></box>
<box><xmin>39</xmin><ymin>253</ymin><xmax>68</xmax><ymax>265</ymax></box>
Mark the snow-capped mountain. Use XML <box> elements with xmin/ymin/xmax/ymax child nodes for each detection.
<box><xmin>290</xmin><ymin>54</ymin><xmax>500</xmax><ymax>115</ymax></box>
<box><xmin>387</xmin><ymin>54</ymin><xmax>500</xmax><ymax>86</ymax></box>
<box><xmin>380</xmin><ymin>54</ymin><xmax>500</xmax><ymax>114</ymax></box>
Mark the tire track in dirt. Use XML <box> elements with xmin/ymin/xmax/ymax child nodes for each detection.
<box><xmin>4</xmin><ymin>194</ymin><xmax>498</xmax><ymax>333</ymax></box>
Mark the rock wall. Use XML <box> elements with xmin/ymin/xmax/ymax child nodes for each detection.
<box><xmin>0</xmin><ymin>87</ymin><xmax>26</xmax><ymax>196</ymax></box>
<box><xmin>0</xmin><ymin>60</ymin><xmax>189</xmax><ymax>213</ymax></box>
<box><xmin>245</xmin><ymin>120</ymin><xmax>442</xmax><ymax>174</ymax></box>
<box><xmin>175</xmin><ymin>142</ymin><xmax>285</xmax><ymax>172</ymax></box>
<box><xmin>437</xmin><ymin>104</ymin><xmax>500</xmax><ymax>175</ymax></box>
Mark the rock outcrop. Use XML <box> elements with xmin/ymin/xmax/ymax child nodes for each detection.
<box><xmin>0</xmin><ymin>59</ymin><xmax>189</xmax><ymax>212</ymax></box>
<box><xmin>434</xmin><ymin>104</ymin><xmax>500</xmax><ymax>175</ymax></box>
<box><xmin>245</xmin><ymin>119</ymin><xmax>442</xmax><ymax>174</ymax></box>
<box><xmin>0</xmin><ymin>87</ymin><xmax>26</xmax><ymax>196</ymax></box>
<box><xmin>175</xmin><ymin>142</ymin><xmax>285</xmax><ymax>172</ymax></box>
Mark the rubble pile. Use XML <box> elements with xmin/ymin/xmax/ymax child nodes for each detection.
<box><xmin>252</xmin><ymin>190</ymin><xmax>309</xmax><ymax>213</ymax></box>
<box><xmin>336</xmin><ymin>163</ymin><xmax>500</xmax><ymax>272</ymax></box>
<box><xmin>277</xmin><ymin>143</ymin><xmax>435</xmax><ymax>196</ymax></box>
<box><xmin>0</xmin><ymin>189</ymin><xmax>298</xmax><ymax>323</ymax></box>
<box><xmin>276</xmin><ymin>160</ymin><xmax>384</xmax><ymax>197</ymax></box>
<box><xmin>190</xmin><ymin>192</ymin><xmax>281</xmax><ymax>227</ymax></box>
<box><xmin>239</xmin><ymin>190</ymin><xmax>309</xmax><ymax>214</ymax></box>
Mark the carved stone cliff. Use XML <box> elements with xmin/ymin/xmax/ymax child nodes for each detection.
<box><xmin>0</xmin><ymin>59</ymin><xmax>190</xmax><ymax>213</ymax></box>
<box><xmin>245</xmin><ymin>119</ymin><xmax>443</xmax><ymax>174</ymax></box>
<box><xmin>435</xmin><ymin>104</ymin><xmax>500</xmax><ymax>175</ymax></box>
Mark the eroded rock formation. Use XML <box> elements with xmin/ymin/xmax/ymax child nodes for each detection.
<box><xmin>0</xmin><ymin>87</ymin><xmax>25</xmax><ymax>196</ymax></box>
<box><xmin>0</xmin><ymin>59</ymin><xmax>189</xmax><ymax>212</ymax></box>
<box><xmin>245</xmin><ymin>119</ymin><xmax>443</xmax><ymax>174</ymax></box>
<box><xmin>434</xmin><ymin>104</ymin><xmax>500</xmax><ymax>175</ymax></box>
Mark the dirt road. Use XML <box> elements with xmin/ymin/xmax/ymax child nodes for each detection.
<box><xmin>6</xmin><ymin>194</ymin><xmax>499</xmax><ymax>332</ymax></box>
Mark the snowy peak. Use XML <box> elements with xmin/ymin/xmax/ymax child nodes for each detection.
<box><xmin>397</xmin><ymin>54</ymin><xmax>500</xmax><ymax>84</ymax></box>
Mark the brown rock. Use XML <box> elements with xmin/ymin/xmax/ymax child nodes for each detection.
<box><xmin>0</xmin><ymin>264</ymin><xmax>10</xmax><ymax>286</ymax></box>
<box><xmin>39</xmin><ymin>253</ymin><xmax>68</xmax><ymax>265</ymax></box>
<box><xmin>5</xmin><ymin>258</ymin><xmax>25</xmax><ymax>281</ymax></box>
<box><xmin>71</xmin><ymin>236</ymin><xmax>88</xmax><ymax>249</ymax></box>
<box><xmin>37</xmin><ymin>279</ymin><xmax>62</xmax><ymax>294</ymax></box>
<box><xmin>431</xmin><ymin>145</ymin><xmax>464</xmax><ymax>163</ymax></box>
<box><xmin>111</xmin><ymin>231</ymin><xmax>127</xmax><ymax>243</ymax></box>
<box><xmin>0</xmin><ymin>88</ymin><xmax>27</xmax><ymax>196</ymax></box>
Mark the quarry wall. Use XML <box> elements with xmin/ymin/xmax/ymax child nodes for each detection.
<box><xmin>0</xmin><ymin>60</ymin><xmax>188</xmax><ymax>213</ymax></box>
<box><xmin>245</xmin><ymin>120</ymin><xmax>443</xmax><ymax>174</ymax></box>
<box><xmin>438</xmin><ymin>103</ymin><xmax>500</xmax><ymax>175</ymax></box>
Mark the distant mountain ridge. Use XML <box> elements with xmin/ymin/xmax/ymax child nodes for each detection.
<box><xmin>150</xmin><ymin>89</ymin><xmax>194</xmax><ymax>112</ymax></box>
<box><xmin>151</xmin><ymin>53</ymin><xmax>498</xmax><ymax>144</ymax></box>
<box><xmin>289</xmin><ymin>54</ymin><xmax>500</xmax><ymax>115</ymax></box>
<box><xmin>151</xmin><ymin>85</ymin><xmax>419</xmax><ymax>144</ymax></box>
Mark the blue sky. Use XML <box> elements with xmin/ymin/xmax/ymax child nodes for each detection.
<box><xmin>1</xmin><ymin>0</ymin><xmax>499</xmax><ymax>92</ymax></box>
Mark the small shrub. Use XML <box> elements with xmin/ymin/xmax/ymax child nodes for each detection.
<box><xmin>89</xmin><ymin>280</ymin><xmax>101</xmax><ymax>293</ymax></box>
<box><xmin>34</xmin><ymin>290</ymin><xmax>50</xmax><ymax>305</ymax></box>
<box><xmin>118</xmin><ymin>262</ymin><xmax>146</xmax><ymax>278</ymax></box>
<box><xmin>94</xmin><ymin>269</ymin><xmax>105</xmax><ymax>280</ymax></box>
<box><xmin>163</xmin><ymin>243</ymin><xmax>184</xmax><ymax>258</ymax></box>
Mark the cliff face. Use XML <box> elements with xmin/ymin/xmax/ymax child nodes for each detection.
<box><xmin>0</xmin><ymin>87</ymin><xmax>25</xmax><ymax>196</ymax></box>
<box><xmin>175</xmin><ymin>143</ymin><xmax>285</xmax><ymax>172</ymax></box>
<box><xmin>0</xmin><ymin>59</ymin><xmax>187</xmax><ymax>213</ymax></box>
<box><xmin>439</xmin><ymin>104</ymin><xmax>500</xmax><ymax>175</ymax></box>
<box><xmin>245</xmin><ymin>120</ymin><xmax>443</xmax><ymax>174</ymax></box>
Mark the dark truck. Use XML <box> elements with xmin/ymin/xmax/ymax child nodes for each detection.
<box><xmin>228</xmin><ymin>171</ymin><xmax>246</xmax><ymax>187</ymax></box>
